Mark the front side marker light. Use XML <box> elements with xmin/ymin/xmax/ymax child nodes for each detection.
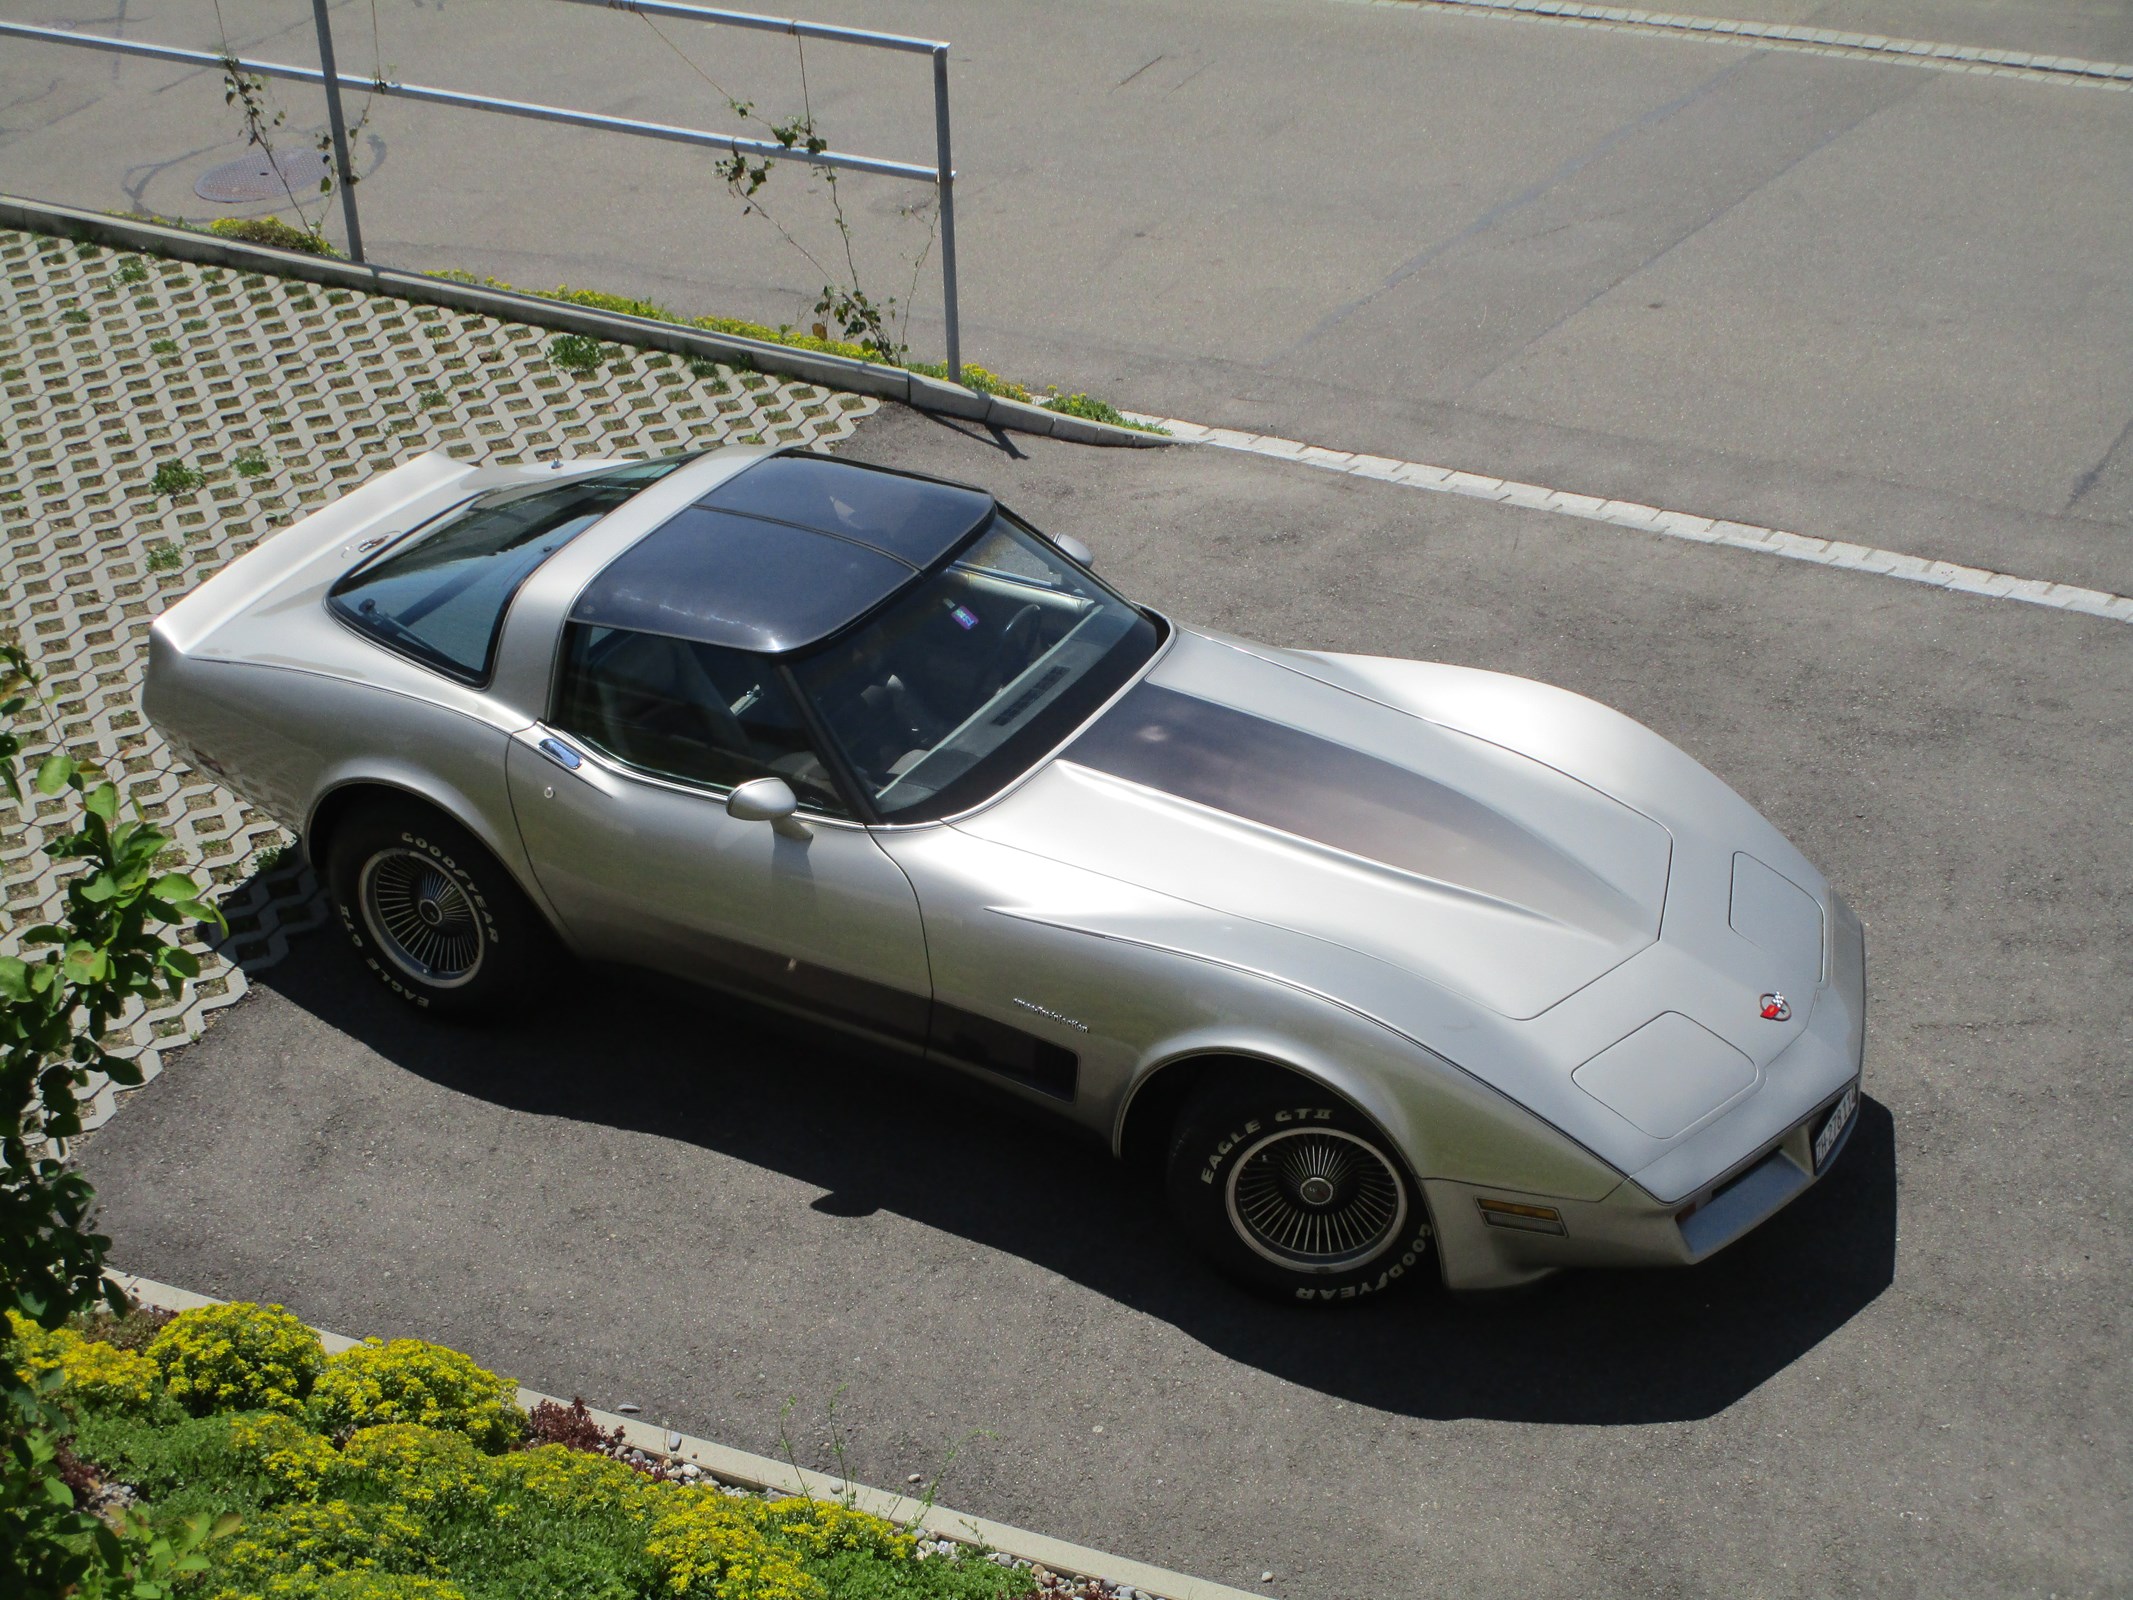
<box><xmin>1477</xmin><ymin>1198</ymin><xmax>1566</xmax><ymax>1235</ymax></box>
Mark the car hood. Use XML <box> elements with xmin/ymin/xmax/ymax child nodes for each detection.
<box><xmin>959</xmin><ymin>628</ymin><xmax>1674</xmax><ymax>1021</ymax></box>
<box><xmin>954</xmin><ymin>628</ymin><xmax>1849</xmax><ymax>1192</ymax></box>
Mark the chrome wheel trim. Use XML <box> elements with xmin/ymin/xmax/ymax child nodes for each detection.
<box><xmin>359</xmin><ymin>848</ymin><xmax>484</xmax><ymax>989</ymax></box>
<box><xmin>1225</xmin><ymin>1125</ymin><xmax>1408</xmax><ymax>1273</ymax></box>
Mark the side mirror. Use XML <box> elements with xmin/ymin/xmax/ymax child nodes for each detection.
<box><xmin>727</xmin><ymin>776</ymin><xmax>810</xmax><ymax>840</ymax></box>
<box><xmin>1051</xmin><ymin>533</ymin><xmax>1095</xmax><ymax>569</ymax></box>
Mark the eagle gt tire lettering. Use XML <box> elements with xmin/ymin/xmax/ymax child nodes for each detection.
<box><xmin>327</xmin><ymin>798</ymin><xmax>554</xmax><ymax>1018</ymax></box>
<box><xmin>1166</xmin><ymin>1078</ymin><xmax>1432</xmax><ymax>1302</ymax></box>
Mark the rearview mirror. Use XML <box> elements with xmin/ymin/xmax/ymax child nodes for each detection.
<box><xmin>727</xmin><ymin>776</ymin><xmax>810</xmax><ymax>840</ymax></box>
<box><xmin>1052</xmin><ymin>533</ymin><xmax>1095</xmax><ymax>568</ymax></box>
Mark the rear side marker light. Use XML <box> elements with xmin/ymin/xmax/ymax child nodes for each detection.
<box><xmin>1477</xmin><ymin>1198</ymin><xmax>1566</xmax><ymax>1235</ymax></box>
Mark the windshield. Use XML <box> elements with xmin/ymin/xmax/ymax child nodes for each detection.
<box><xmin>328</xmin><ymin>455</ymin><xmax>692</xmax><ymax>682</ymax></box>
<box><xmin>790</xmin><ymin>513</ymin><xmax>1161</xmax><ymax>822</ymax></box>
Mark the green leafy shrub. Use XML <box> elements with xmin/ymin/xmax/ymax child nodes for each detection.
<box><xmin>907</xmin><ymin>362</ymin><xmax>1029</xmax><ymax>403</ymax></box>
<box><xmin>229</xmin><ymin>1412</ymin><xmax>340</xmax><ymax>1503</ymax></box>
<box><xmin>67</xmin><ymin>1409</ymin><xmax>251</xmax><ymax>1512</ymax></box>
<box><xmin>335</xmin><ymin>1424</ymin><xmax>492</xmax><ymax>1517</ymax></box>
<box><xmin>490</xmin><ymin>1443</ymin><xmax>660</xmax><ymax>1523</ymax></box>
<box><xmin>209</xmin><ymin>216</ymin><xmax>337</xmax><ymax>256</ymax></box>
<box><xmin>309</xmin><ymin>1339</ymin><xmax>525</xmax><ymax>1452</ymax></box>
<box><xmin>234</xmin><ymin>1574</ymin><xmax>470</xmax><ymax>1600</ymax></box>
<box><xmin>150</xmin><ymin>460</ymin><xmax>204</xmax><ymax>495</ymax></box>
<box><xmin>48</xmin><ymin>1305</ymin><xmax>1033</xmax><ymax>1600</ymax></box>
<box><xmin>759</xmin><ymin>1498</ymin><xmax>915</xmax><ymax>1563</ymax></box>
<box><xmin>5</xmin><ymin>1308</ymin><xmax>159</xmax><ymax>1409</ymax></box>
<box><xmin>150</xmin><ymin>1301</ymin><xmax>325</xmax><ymax>1416</ymax></box>
<box><xmin>547</xmin><ymin>333</ymin><xmax>608</xmax><ymax>374</ymax></box>
<box><xmin>209</xmin><ymin>1496</ymin><xmax>434</xmax><ymax>1593</ymax></box>
<box><xmin>146</xmin><ymin>540</ymin><xmax>185</xmax><ymax>572</ymax></box>
<box><xmin>643</xmin><ymin>1491</ymin><xmax>814</xmax><ymax>1600</ymax></box>
<box><xmin>1041</xmin><ymin>390</ymin><xmax>1168</xmax><ymax>434</ymax></box>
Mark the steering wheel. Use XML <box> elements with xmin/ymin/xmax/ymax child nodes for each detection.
<box><xmin>981</xmin><ymin>603</ymin><xmax>1044</xmax><ymax>700</ymax></box>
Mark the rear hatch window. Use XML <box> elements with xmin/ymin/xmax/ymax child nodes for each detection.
<box><xmin>328</xmin><ymin>456</ymin><xmax>690</xmax><ymax>683</ymax></box>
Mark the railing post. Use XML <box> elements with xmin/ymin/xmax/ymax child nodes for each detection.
<box><xmin>309</xmin><ymin>0</ymin><xmax>366</xmax><ymax>262</ymax></box>
<box><xmin>931</xmin><ymin>44</ymin><xmax>960</xmax><ymax>387</ymax></box>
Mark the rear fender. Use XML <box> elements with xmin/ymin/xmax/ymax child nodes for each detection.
<box><xmin>305</xmin><ymin>761</ymin><xmax>553</xmax><ymax>930</ymax></box>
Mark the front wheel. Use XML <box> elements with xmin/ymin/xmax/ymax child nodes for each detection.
<box><xmin>1166</xmin><ymin>1080</ymin><xmax>1433</xmax><ymax>1303</ymax></box>
<box><xmin>327</xmin><ymin>799</ymin><xmax>556</xmax><ymax>1018</ymax></box>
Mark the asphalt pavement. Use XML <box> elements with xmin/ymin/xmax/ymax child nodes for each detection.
<box><xmin>4</xmin><ymin>0</ymin><xmax>2130</xmax><ymax>588</ymax></box>
<box><xmin>79</xmin><ymin>405</ymin><xmax>2132</xmax><ymax>1599</ymax></box>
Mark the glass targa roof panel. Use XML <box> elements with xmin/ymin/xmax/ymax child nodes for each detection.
<box><xmin>569</xmin><ymin>504</ymin><xmax>916</xmax><ymax>653</ymax></box>
<box><xmin>703</xmin><ymin>454</ymin><xmax>993</xmax><ymax>568</ymax></box>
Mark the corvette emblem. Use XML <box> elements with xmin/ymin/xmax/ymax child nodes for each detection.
<box><xmin>1759</xmin><ymin>993</ymin><xmax>1791</xmax><ymax>1021</ymax></box>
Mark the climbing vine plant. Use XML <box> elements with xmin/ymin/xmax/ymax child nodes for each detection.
<box><xmin>637</xmin><ymin>13</ymin><xmax>942</xmax><ymax>366</ymax></box>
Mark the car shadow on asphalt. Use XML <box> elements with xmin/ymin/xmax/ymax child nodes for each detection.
<box><xmin>255</xmin><ymin>935</ymin><xmax>1897</xmax><ymax>1428</ymax></box>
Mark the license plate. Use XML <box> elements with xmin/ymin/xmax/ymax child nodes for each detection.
<box><xmin>1813</xmin><ymin>1082</ymin><xmax>1859</xmax><ymax>1172</ymax></box>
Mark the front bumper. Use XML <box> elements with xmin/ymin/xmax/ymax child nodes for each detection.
<box><xmin>1429</xmin><ymin>893</ymin><xmax>1867</xmax><ymax>1292</ymax></box>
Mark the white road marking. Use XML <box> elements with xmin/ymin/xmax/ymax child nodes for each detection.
<box><xmin>1130</xmin><ymin>416</ymin><xmax>2133</xmax><ymax>625</ymax></box>
<box><xmin>1349</xmin><ymin>0</ymin><xmax>2133</xmax><ymax>91</ymax></box>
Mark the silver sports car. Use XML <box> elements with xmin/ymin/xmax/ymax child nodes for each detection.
<box><xmin>145</xmin><ymin>445</ymin><xmax>1865</xmax><ymax>1301</ymax></box>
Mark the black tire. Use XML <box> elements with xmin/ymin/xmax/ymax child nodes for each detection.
<box><xmin>1166</xmin><ymin>1076</ymin><xmax>1434</xmax><ymax>1304</ymax></box>
<box><xmin>327</xmin><ymin>797</ymin><xmax>557</xmax><ymax>1018</ymax></box>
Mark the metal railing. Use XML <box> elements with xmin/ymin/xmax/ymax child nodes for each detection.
<box><xmin>0</xmin><ymin>0</ymin><xmax>966</xmax><ymax>381</ymax></box>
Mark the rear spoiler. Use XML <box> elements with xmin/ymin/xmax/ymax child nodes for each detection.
<box><xmin>150</xmin><ymin>452</ymin><xmax>487</xmax><ymax>655</ymax></box>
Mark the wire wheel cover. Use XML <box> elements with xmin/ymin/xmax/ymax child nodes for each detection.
<box><xmin>361</xmin><ymin>849</ymin><xmax>484</xmax><ymax>986</ymax></box>
<box><xmin>1226</xmin><ymin>1126</ymin><xmax>1407</xmax><ymax>1270</ymax></box>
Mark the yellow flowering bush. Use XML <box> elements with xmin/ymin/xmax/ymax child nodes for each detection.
<box><xmin>209</xmin><ymin>1496</ymin><xmax>432</xmax><ymax>1594</ymax></box>
<box><xmin>229</xmin><ymin>1412</ymin><xmax>342</xmax><ymax>1502</ymax></box>
<box><xmin>644</xmin><ymin>1490</ymin><xmax>817</xmax><ymax>1600</ymax></box>
<box><xmin>5</xmin><ymin>1308</ymin><xmax>160</xmax><ymax>1409</ymax></box>
<box><xmin>309</xmin><ymin>1338</ymin><xmax>526</xmax><ymax>1452</ymax></box>
<box><xmin>759</xmin><ymin>1497</ymin><xmax>917</xmax><ymax>1563</ymax></box>
<box><xmin>150</xmin><ymin>1302</ymin><xmax>325</xmax><ymax>1416</ymax></box>
<box><xmin>214</xmin><ymin>1577</ymin><xmax>469</xmax><ymax>1600</ymax></box>
<box><xmin>56</xmin><ymin>1308</ymin><xmax>1031</xmax><ymax>1600</ymax></box>
<box><xmin>488</xmin><ymin>1441</ymin><xmax>663</xmax><ymax>1522</ymax></box>
<box><xmin>335</xmin><ymin>1423</ymin><xmax>492</xmax><ymax>1516</ymax></box>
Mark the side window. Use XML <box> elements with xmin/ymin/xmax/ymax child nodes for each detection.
<box><xmin>553</xmin><ymin>625</ymin><xmax>847</xmax><ymax>815</ymax></box>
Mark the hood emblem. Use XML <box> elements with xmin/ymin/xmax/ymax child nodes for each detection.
<box><xmin>1759</xmin><ymin>993</ymin><xmax>1791</xmax><ymax>1022</ymax></box>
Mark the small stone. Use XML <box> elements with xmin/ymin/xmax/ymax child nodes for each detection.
<box><xmin>908</xmin><ymin>1473</ymin><xmax>924</xmax><ymax>1483</ymax></box>
<box><xmin>666</xmin><ymin>1430</ymin><xmax>683</xmax><ymax>1451</ymax></box>
<box><xmin>1261</xmin><ymin>1572</ymin><xmax>1275</xmax><ymax>1583</ymax></box>
<box><xmin>1091</xmin><ymin>1424</ymin><xmax>1103</xmax><ymax>1433</ymax></box>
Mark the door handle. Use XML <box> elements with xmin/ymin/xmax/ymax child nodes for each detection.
<box><xmin>536</xmin><ymin>735</ymin><xmax>584</xmax><ymax>772</ymax></box>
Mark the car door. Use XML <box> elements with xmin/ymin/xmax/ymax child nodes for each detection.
<box><xmin>504</xmin><ymin>623</ymin><xmax>931</xmax><ymax>1049</ymax></box>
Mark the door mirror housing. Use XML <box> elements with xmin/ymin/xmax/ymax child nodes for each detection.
<box><xmin>1051</xmin><ymin>532</ymin><xmax>1095</xmax><ymax>569</ymax></box>
<box><xmin>727</xmin><ymin>776</ymin><xmax>810</xmax><ymax>840</ymax></box>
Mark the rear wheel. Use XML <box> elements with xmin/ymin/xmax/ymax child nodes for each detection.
<box><xmin>1166</xmin><ymin>1078</ymin><xmax>1432</xmax><ymax>1303</ymax></box>
<box><xmin>327</xmin><ymin>798</ymin><xmax>556</xmax><ymax>1017</ymax></box>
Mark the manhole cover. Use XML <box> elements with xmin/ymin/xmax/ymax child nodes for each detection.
<box><xmin>195</xmin><ymin>148</ymin><xmax>333</xmax><ymax>204</ymax></box>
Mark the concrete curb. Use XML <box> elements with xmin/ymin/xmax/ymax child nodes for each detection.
<box><xmin>0</xmin><ymin>194</ymin><xmax>1169</xmax><ymax>450</ymax></box>
<box><xmin>110</xmin><ymin>1271</ymin><xmax>1263</xmax><ymax>1600</ymax></box>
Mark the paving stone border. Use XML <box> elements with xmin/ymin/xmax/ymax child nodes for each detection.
<box><xmin>0</xmin><ymin>222</ymin><xmax>879</xmax><ymax>1133</ymax></box>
